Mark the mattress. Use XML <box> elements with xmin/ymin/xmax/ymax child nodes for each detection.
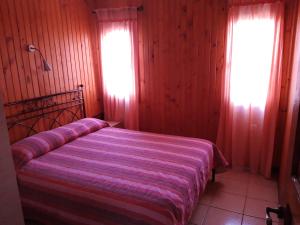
<box><xmin>12</xmin><ymin>118</ymin><xmax>227</xmax><ymax>225</ymax></box>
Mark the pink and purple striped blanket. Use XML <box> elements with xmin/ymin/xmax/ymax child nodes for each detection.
<box><xmin>12</xmin><ymin>118</ymin><xmax>227</xmax><ymax>225</ymax></box>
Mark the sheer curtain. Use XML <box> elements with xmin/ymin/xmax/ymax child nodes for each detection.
<box><xmin>97</xmin><ymin>8</ymin><xmax>139</xmax><ymax>130</ymax></box>
<box><xmin>217</xmin><ymin>2</ymin><xmax>284</xmax><ymax>177</ymax></box>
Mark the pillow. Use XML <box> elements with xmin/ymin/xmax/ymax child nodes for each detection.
<box><xmin>50</xmin><ymin>126</ymin><xmax>78</xmax><ymax>143</ymax></box>
<box><xmin>11</xmin><ymin>132</ymin><xmax>59</xmax><ymax>170</ymax></box>
<box><xmin>63</xmin><ymin>118</ymin><xmax>109</xmax><ymax>137</ymax></box>
<box><xmin>11</xmin><ymin>118</ymin><xmax>109</xmax><ymax>169</ymax></box>
<box><xmin>76</xmin><ymin>118</ymin><xmax>109</xmax><ymax>132</ymax></box>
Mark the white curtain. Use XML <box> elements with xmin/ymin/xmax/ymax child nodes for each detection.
<box><xmin>97</xmin><ymin>8</ymin><xmax>139</xmax><ymax>130</ymax></box>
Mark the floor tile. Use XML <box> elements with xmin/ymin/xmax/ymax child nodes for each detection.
<box><xmin>210</xmin><ymin>192</ymin><xmax>246</xmax><ymax>213</ymax></box>
<box><xmin>213</xmin><ymin>178</ymin><xmax>248</xmax><ymax>196</ymax></box>
<box><xmin>190</xmin><ymin>204</ymin><xmax>209</xmax><ymax>225</ymax></box>
<box><xmin>203</xmin><ymin>207</ymin><xmax>242</xmax><ymax>225</ymax></box>
<box><xmin>218</xmin><ymin>169</ymin><xmax>250</xmax><ymax>183</ymax></box>
<box><xmin>199</xmin><ymin>193</ymin><xmax>213</xmax><ymax>205</ymax></box>
<box><xmin>249</xmin><ymin>175</ymin><xmax>278</xmax><ymax>190</ymax></box>
<box><xmin>199</xmin><ymin>184</ymin><xmax>216</xmax><ymax>205</ymax></box>
<box><xmin>193</xmin><ymin>170</ymin><xmax>280</xmax><ymax>225</ymax></box>
<box><xmin>247</xmin><ymin>182</ymin><xmax>278</xmax><ymax>202</ymax></box>
<box><xmin>242</xmin><ymin>215</ymin><xmax>278</xmax><ymax>225</ymax></box>
<box><xmin>244</xmin><ymin>198</ymin><xmax>279</xmax><ymax>222</ymax></box>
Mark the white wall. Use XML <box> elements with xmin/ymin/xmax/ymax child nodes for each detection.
<box><xmin>0</xmin><ymin>93</ymin><xmax>25</xmax><ymax>225</ymax></box>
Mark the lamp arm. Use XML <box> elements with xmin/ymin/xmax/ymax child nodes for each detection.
<box><xmin>26</xmin><ymin>44</ymin><xmax>52</xmax><ymax>71</ymax></box>
<box><xmin>34</xmin><ymin>48</ymin><xmax>47</xmax><ymax>61</ymax></box>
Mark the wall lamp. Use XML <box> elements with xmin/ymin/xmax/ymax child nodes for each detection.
<box><xmin>26</xmin><ymin>44</ymin><xmax>52</xmax><ymax>72</ymax></box>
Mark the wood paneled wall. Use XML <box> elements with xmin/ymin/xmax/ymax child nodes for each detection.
<box><xmin>1</xmin><ymin>0</ymin><xmax>298</xmax><ymax>154</ymax></box>
<box><xmin>273</xmin><ymin>0</ymin><xmax>299</xmax><ymax>166</ymax></box>
<box><xmin>94</xmin><ymin>0</ymin><xmax>227</xmax><ymax>141</ymax></box>
<box><xmin>93</xmin><ymin>0</ymin><xmax>299</xmax><ymax>165</ymax></box>
<box><xmin>0</xmin><ymin>0</ymin><xmax>102</xmax><ymax>118</ymax></box>
<box><xmin>139</xmin><ymin>0</ymin><xmax>227</xmax><ymax>141</ymax></box>
<box><xmin>279</xmin><ymin>0</ymin><xmax>300</xmax><ymax>219</ymax></box>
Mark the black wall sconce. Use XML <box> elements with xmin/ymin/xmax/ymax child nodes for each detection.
<box><xmin>26</xmin><ymin>44</ymin><xmax>52</xmax><ymax>72</ymax></box>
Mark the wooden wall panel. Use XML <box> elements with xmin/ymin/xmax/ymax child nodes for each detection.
<box><xmin>139</xmin><ymin>0</ymin><xmax>228</xmax><ymax>141</ymax></box>
<box><xmin>94</xmin><ymin>0</ymin><xmax>227</xmax><ymax>141</ymax></box>
<box><xmin>2</xmin><ymin>0</ymin><xmax>296</xmax><ymax>152</ymax></box>
<box><xmin>279</xmin><ymin>0</ymin><xmax>300</xmax><ymax>219</ymax></box>
<box><xmin>0</xmin><ymin>0</ymin><xmax>101</xmax><ymax>120</ymax></box>
<box><xmin>93</xmin><ymin>0</ymin><xmax>299</xmax><ymax>165</ymax></box>
<box><xmin>274</xmin><ymin>0</ymin><xmax>299</xmax><ymax>166</ymax></box>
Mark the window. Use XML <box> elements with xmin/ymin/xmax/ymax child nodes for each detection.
<box><xmin>217</xmin><ymin>2</ymin><xmax>284</xmax><ymax>177</ymax></box>
<box><xmin>97</xmin><ymin>8</ymin><xmax>139</xmax><ymax>129</ymax></box>
<box><xmin>101</xmin><ymin>28</ymin><xmax>135</xmax><ymax>100</ymax></box>
<box><xmin>229</xmin><ymin>17</ymin><xmax>276</xmax><ymax>109</ymax></box>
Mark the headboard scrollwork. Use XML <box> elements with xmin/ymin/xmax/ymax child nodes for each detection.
<box><xmin>5</xmin><ymin>84</ymin><xmax>86</xmax><ymax>143</ymax></box>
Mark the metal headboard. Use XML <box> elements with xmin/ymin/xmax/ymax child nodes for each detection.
<box><xmin>4</xmin><ymin>84</ymin><xmax>86</xmax><ymax>142</ymax></box>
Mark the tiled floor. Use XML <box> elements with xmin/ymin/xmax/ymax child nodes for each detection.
<box><xmin>189</xmin><ymin>169</ymin><xmax>280</xmax><ymax>225</ymax></box>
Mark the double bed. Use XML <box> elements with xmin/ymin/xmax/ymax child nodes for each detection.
<box><xmin>6</xmin><ymin>87</ymin><xmax>227</xmax><ymax>225</ymax></box>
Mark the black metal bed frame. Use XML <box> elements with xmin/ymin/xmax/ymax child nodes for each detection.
<box><xmin>4</xmin><ymin>84</ymin><xmax>86</xmax><ymax>141</ymax></box>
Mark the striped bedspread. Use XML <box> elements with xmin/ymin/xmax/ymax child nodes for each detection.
<box><xmin>17</xmin><ymin>127</ymin><xmax>227</xmax><ymax>225</ymax></box>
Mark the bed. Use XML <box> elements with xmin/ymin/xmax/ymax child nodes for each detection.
<box><xmin>6</xmin><ymin>86</ymin><xmax>228</xmax><ymax>225</ymax></box>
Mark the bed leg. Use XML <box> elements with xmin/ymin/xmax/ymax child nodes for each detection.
<box><xmin>211</xmin><ymin>169</ymin><xmax>216</xmax><ymax>182</ymax></box>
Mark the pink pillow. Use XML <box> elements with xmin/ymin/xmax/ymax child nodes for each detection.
<box><xmin>63</xmin><ymin>118</ymin><xmax>109</xmax><ymax>137</ymax></box>
<box><xmin>11</xmin><ymin>118</ymin><xmax>109</xmax><ymax>169</ymax></box>
<box><xmin>11</xmin><ymin>132</ymin><xmax>60</xmax><ymax>170</ymax></box>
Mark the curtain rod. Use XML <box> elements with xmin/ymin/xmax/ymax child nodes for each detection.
<box><xmin>92</xmin><ymin>5</ymin><xmax>143</xmax><ymax>14</ymax></box>
<box><xmin>228</xmin><ymin>0</ymin><xmax>284</xmax><ymax>7</ymax></box>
